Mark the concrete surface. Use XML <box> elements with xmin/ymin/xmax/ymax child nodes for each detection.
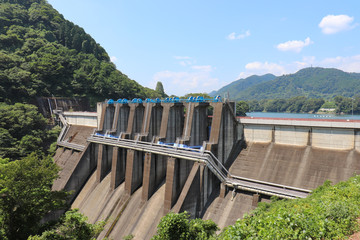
<box><xmin>63</xmin><ymin>111</ymin><xmax>97</xmax><ymax>127</ymax></box>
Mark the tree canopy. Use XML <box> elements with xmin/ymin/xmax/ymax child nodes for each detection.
<box><xmin>219</xmin><ymin>176</ymin><xmax>360</xmax><ymax>239</ymax></box>
<box><xmin>28</xmin><ymin>209</ymin><xmax>105</xmax><ymax>240</ymax></box>
<box><xmin>155</xmin><ymin>81</ymin><xmax>167</xmax><ymax>98</ymax></box>
<box><xmin>152</xmin><ymin>211</ymin><xmax>218</xmax><ymax>240</ymax></box>
<box><xmin>0</xmin><ymin>153</ymin><xmax>68</xmax><ymax>240</ymax></box>
<box><xmin>246</xmin><ymin>96</ymin><xmax>325</xmax><ymax>114</ymax></box>
<box><xmin>0</xmin><ymin>103</ymin><xmax>60</xmax><ymax>160</ymax></box>
<box><xmin>0</xmin><ymin>0</ymin><xmax>160</xmax><ymax>105</ymax></box>
<box><xmin>211</xmin><ymin>68</ymin><xmax>360</xmax><ymax>101</ymax></box>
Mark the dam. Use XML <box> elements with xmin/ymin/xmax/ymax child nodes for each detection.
<box><xmin>53</xmin><ymin>97</ymin><xmax>360</xmax><ymax>239</ymax></box>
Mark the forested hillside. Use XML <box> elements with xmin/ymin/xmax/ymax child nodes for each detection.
<box><xmin>210</xmin><ymin>73</ymin><xmax>276</xmax><ymax>98</ymax></box>
<box><xmin>0</xmin><ymin>0</ymin><xmax>159</xmax><ymax>106</ymax></box>
<box><xmin>0</xmin><ymin>2</ymin><xmax>162</xmax><ymax>238</ymax></box>
<box><xmin>214</xmin><ymin>68</ymin><xmax>360</xmax><ymax>101</ymax></box>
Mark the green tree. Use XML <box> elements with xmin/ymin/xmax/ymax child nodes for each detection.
<box><xmin>28</xmin><ymin>209</ymin><xmax>105</xmax><ymax>240</ymax></box>
<box><xmin>264</xmin><ymin>99</ymin><xmax>288</xmax><ymax>112</ymax></box>
<box><xmin>219</xmin><ymin>177</ymin><xmax>360</xmax><ymax>240</ymax></box>
<box><xmin>0</xmin><ymin>153</ymin><xmax>68</xmax><ymax>240</ymax></box>
<box><xmin>0</xmin><ymin>103</ymin><xmax>59</xmax><ymax>160</ymax></box>
<box><xmin>286</xmin><ymin>96</ymin><xmax>307</xmax><ymax>113</ymax></box>
<box><xmin>334</xmin><ymin>96</ymin><xmax>357</xmax><ymax>114</ymax></box>
<box><xmin>301</xmin><ymin>98</ymin><xmax>325</xmax><ymax>113</ymax></box>
<box><xmin>236</xmin><ymin>101</ymin><xmax>249</xmax><ymax>116</ymax></box>
<box><xmin>152</xmin><ymin>211</ymin><xmax>218</xmax><ymax>240</ymax></box>
<box><xmin>155</xmin><ymin>81</ymin><xmax>166</xmax><ymax>97</ymax></box>
<box><xmin>0</xmin><ymin>0</ymin><xmax>158</xmax><ymax>105</ymax></box>
<box><xmin>247</xmin><ymin>99</ymin><xmax>264</xmax><ymax>112</ymax></box>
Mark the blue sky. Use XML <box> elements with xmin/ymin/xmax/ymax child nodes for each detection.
<box><xmin>47</xmin><ymin>0</ymin><xmax>360</xmax><ymax>96</ymax></box>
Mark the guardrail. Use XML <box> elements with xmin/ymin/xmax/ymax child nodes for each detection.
<box><xmin>55</xmin><ymin>111</ymin><xmax>86</xmax><ymax>152</ymax></box>
<box><xmin>106</xmin><ymin>95</ymin><xmax>222</xmax><ymax>105</ymax></box>
<box><xmin>88</xmin><ymin>134</ymin><xmax>311</xmax><ymax>199</ymax></box>
<box><xmin>57</xmin><ymin>141</ymin><xmax>86</xmax><ymax>152</ymax></box>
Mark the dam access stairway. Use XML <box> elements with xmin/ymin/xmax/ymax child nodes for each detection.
<box><xmin>52</xmin><ymin>97</ymin><xmax>360</xmax><ymax>239</ymax></box>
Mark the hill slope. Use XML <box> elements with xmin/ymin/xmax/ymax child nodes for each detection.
<box><xmin>210</xmin><ymin>73</ymin><xmax>276</xmax><ymax>98</ymax></box>
<box><xmin>0</xmin><ymin>0</ymin><xmax>159</xmax><ymax>105</ymax></box>
<box><xmin>214</xmin><ymin>68</ymin><xmax>360</xmax><ymax>100</ymax></box>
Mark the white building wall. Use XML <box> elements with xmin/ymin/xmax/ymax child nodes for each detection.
<box><xmin>274</xmin><ymin>126</ymin><xmax>309</xmax><ymax>146</ymax></box>
<box><xmin>310</xmin><ymin>128</ymin><xmax>354</xmax><ymax>150</ymax></box>
<box><xmin>243</xmin><ymin>125</ymin><xmax>272</xmax><ymax>143</ymax></box>
<box><xmin>64</xmin><ymin>112</ymin><xmax>98</xmax><ymax>127</ymax></box>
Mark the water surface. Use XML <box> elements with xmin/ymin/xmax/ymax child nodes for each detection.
<box><xmin>245</xmin><ymin>112</ymin><xmax>360</xmax><ymax>120</ymax></box>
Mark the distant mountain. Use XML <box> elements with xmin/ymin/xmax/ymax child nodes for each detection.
<box><xmin>213</xmin><ymin>67</ymin><xmax>360</xmax><ymax>101</ymax></box>
<box><xmin>209</xmin><ymin>74</ymin><xmax>276</xmax><ymax>98</ymax></box>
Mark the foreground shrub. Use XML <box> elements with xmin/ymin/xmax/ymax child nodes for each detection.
<box><xmin>220</xmin><ymin>177</ymin><xmax>360</xmax><ymax>239</ymax></box>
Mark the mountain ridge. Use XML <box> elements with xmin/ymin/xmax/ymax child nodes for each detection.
<box><xmin>211</xmin><ymin>67</ymin><xmax>360</xmax><ymax>100</ymax></box>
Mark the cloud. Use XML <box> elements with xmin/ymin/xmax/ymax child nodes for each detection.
<box><xmin>174</xmin><ymin>56</ymin><xmax>191</xmax><ymax>60</ymax></box>
<box><xmin>110</xmin><ymin>56</ymin><xmax>117</xmax><ymax>62</ymax></box>
<box><xmin>237</xmin><ymin>54</ymin><xmax>360</xmax><ymax>79</ymax></box>
<box><xmin>191</xmin><ymin>65</ymin><xmax>213</xmax><ymax>72</ymax></box>
<box><xmin>319</xmin><ymin>14</ymin><xmax>356</xmax><ymax>34</ymax></box>
<box><xmin>320</xmin><ymin>55</ymin><xmax>360</xmax><ymax>72</ymax></box>
<box><xmin>239</xmin><ymin>62</ymin><xmax>287</xmax><ymax>78</ymax></box>
<box><xmin>227</xmin><ymin>30</ymin><xmax>251</xmax><ymax>40</ymax></box>
<box><xmin>276</xmin><ymin>37</ymin><xmax>313</xmax><ymax>53</ymax></box>
<box><xmin>174</xmin><ymin>56</ymin><xmax>195</xmax><ymax>66</ymax></box>
<box><xmin>153</xmin><ymin>65</ymin><xmax>219</xmax><ymax>96</ymax></box>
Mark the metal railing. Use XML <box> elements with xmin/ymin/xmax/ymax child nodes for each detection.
<box><xmin>88</xmin><ymin>134</ymin><xmax>311</xmax><ymax>199</ymax></box>
<box><xmin>55</xmin><ymin>111</ymin><xmax>86</xmax><ymax>152</ymax></box>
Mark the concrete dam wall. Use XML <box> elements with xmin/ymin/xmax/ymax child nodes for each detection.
<box><xmin>54</xmin><ymin>99</ymin><xmax>241</xmax><ymax>239</ymax></box>
<box><xmin>53</xmin><ymin>106</ymin><xmax>360</xmax><ymax>239</ymax></box>
<box><xmin>233</xmin><ymin>117</ymin><xmax>360</xmax><ymax>190</ymax></box>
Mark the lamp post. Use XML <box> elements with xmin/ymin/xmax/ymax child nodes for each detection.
<box><xmin>352</xmin><ymin>98</ymin><xmax>354</xmax><ymax>117</ymax></box>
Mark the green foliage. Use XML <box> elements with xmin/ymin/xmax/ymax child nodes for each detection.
<box><xmin>334</xmin><ymin>96</ymin><xmax>360</xmax><ymax>114</ymax></box>
<box><xmin>213</xmin><ymin>68</ymin><xmax>360</xmax><ymax>101</ymax></box>
<box><xmin>321</xmin><ymin>101</ymin><xmax>336</xmax><ymax>109</ymax></box>
<box><xmin>152</xmin><ymin>211</ymin><xmax>218</xmax><ymax>240</ymax></box>
<box><xmin>123</xmin><ymin>234</ymin><xmax>135</xmax><ymax>240</ymax></box>
<box><xmin>0</xmin><ymin>103</ymin><xmax>60</xmax><ymax>160</ymax></box>
<box><xmin>28</xmin><ymin>209</ymin><xmax>105</xmax><ymax>240</ymax></box>
<box><xmin>210</xmin><ymin>74</ymin><xmax>276</xmax><ymax>99</ymax></box>
<box><xmin>188</xmin><ymin>218</ymin><xmax>218</xmax><ymax>240</ymax></box>
<box><xmin>155</xmin><ymin>81</ymin><xmax>167</xmax><ymax>98</ymax></box>
<box><xmin>219</xmin><ymin>176</ymin><xmax>360</xmax><ymax>239</ymax></box>
<box><xmin>0</xmin><ymin>153</ymin><xmax>68</xmax><ymax>240</ymax></box>
<box><xmin>236</xmin><ymin>101</ymin><xmax>249</xmax><ymax>116</ymax></box>
<box><xmin>152</xmin><ymin>212</ymin><xmax>190</xmax><ymax>240</ymax></box>
<box><xmin>247</xmin><ymin>96</ymin><xmax>325</xmax><ymax>113</ymax></box>
<box><xmin>0</xmin><ymin>0</ymin><xmax>158</xmax><ymax>104</ymax></box>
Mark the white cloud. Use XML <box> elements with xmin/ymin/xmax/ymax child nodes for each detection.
<box><xmin>110</xmin><ymin>56</ymin><xmax>117</xmax><ymax>62</ymax></box>
<box><xmin>276</xmin><ymin>37</ymin><xmax>313</xmax><ymax>53</ymax></box>
<box><xmin>174</xmin><ymin>56</ymin><xmax>195</xmax><ymax>66</ymax></box>
<box><xmin>191</xmin><ymin>65</ymin><xmax>213</xmax><ymax>72</ymax></box>
<box><xmin>237</xmin><ymin>54</ymin><xmax>360</xmax><ymax>79</ymax></box>
<box><xmin>319</xmin><ymin>14</ymin><xmax>356</xmax><ymax>34</ymax></box>
<box><xmin>320</xmin><ymin>55</ymin><xmax>360</xmax><ymax>72</ymax></box>
<box><xmin>244</xmin><ymin>61</ymin><xmax>287</xmax><ymax>76</ymax></box>
<box><xmin>174</xmin><ymin>56</ymin><xmax>191</xmax><ymax>60</ymax></box>
<box><xmin>153</xmin><ymin>65</ymin><xmax>220</xmax><ymax>96</ymax></box>
<box><xmin>227</xmin><ymin>30</ymin><xmax>251</xmax><ymax>40</ymax></box>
